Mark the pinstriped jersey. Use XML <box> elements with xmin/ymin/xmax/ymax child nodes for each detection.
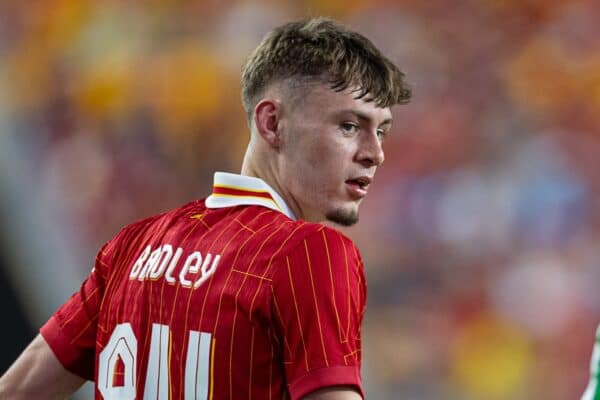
<box><xmin>41</xmin><ymin>173</ymin><xmax>366</xmax><ymax>400</ymax></box>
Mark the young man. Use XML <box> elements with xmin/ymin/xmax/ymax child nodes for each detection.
<box><xmin>0</xmin><ymin>17</ymin><xmax>410</xmax><ymax>399</ymax></box>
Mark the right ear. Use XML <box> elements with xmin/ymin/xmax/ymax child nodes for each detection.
<box><xmin>253</xmin><ymin>99</ymin><xmax>282</xmax><ymax>149</ymax></box>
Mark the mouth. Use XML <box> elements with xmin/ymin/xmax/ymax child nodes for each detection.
<box><xmin>345</xmin><ymin>176</ymin><xmax>372</xmax><ymax>199</ymax></box>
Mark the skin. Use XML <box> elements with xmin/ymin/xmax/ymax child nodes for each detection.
<box><xmin>304</xmin><ymin>387</ymin><xmax>364</xmax><ymax>400</ymax></box>
<box><xmin>0</xmin><ymin>334</ymin><xmax>85</xmax><ymax>399</ymax></box>
<box><xmin>242</xmin><ymin>81</ymin><xmax>391</xmax><ymax>226</ymax></box>
<box><xmin>0</xmin><ymin>81</ymin><xmax>390</xmax><ymax>400</ymax></box>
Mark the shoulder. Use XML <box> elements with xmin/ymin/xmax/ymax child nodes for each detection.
<box><xmin>266</xmin><ymin>221</ymin><xmax>367</xmax><ymax>320</ymax></box>
<box><xmin>266</xmin><ymin>220</ymin><xmax>363</xmax><ymax>276</ymax></box>
<box><xmin>124</xmin><ymin>200</ymin><xmax>202</xmax><ymax>234</ymax></box>
<box><xmin>104</xmin><ymin>200</ymin><xmax>204</xmax><ymax>254</ymax></box>
<box><xmin>290</xmin><ymin>222</ymin><xmax>361</xmax><ymax>259</ymax></box>
<box><xmin>262</xmin><ymin>217</ymin><xmax>357</xmax><ymax>250</ymax></box>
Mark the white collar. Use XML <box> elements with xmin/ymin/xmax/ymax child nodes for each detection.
<box><xmin>205</xmin><ymin>172</ymin><xmax>296</xmax><ymax>220</ymax></box>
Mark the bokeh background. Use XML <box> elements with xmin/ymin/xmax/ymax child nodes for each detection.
<box><xmin>1</xmin><ymin>0</ymin><xmax>599</xmax><ymax>399</ymax></box>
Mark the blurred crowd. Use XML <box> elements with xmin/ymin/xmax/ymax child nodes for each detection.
<box><xmin>2</xmin><ymin>0</ymin><xmax>600</xmax><ymax>399</ymax></box>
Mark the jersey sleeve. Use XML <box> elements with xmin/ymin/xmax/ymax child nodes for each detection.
<box><xmin>270</xmin><ymin>226</ymin><xmax>367</xmax><ymax>400</ymax></box>
<box><xmin>40</xmin><ymin>233</ymin><xmax>122</xmax><ymax>380</ymax></box>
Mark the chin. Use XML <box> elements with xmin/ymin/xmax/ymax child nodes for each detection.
<box><xmin>325</xmin><ymin>207</ymin><xmax>359</xmax><ymax>227</ymax></box>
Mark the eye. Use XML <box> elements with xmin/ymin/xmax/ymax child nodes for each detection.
<box><xmin>376</xmin><ymin>128</ymin><xmax>387</xmax><ymax>140</ymax></box>
<box><xmin>340</xmin><ymin>122</ymin><xmax>359</xmax><ymax>135</ymax></box>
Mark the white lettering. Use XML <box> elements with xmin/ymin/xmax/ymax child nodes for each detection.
<box><xmin>149</xmin><ymin>245</ymin><xmax>174</xmax><ymax>280</ymax></box>
<box><xmin>138</xmin><ymin>247</ymin><xmax>162</xmax><ymax>281</ymax></box>
<box><xmin>194</xmin><ymin>254</ymin><xmax>221</xmax><ymax>289</ymax></box>
<box><xmin>165</xmin><ymin>247</ymin><xmax>183</xmax><ymax>284</ymax></box>
<box><xmin>129</xmin><ymin>245</ymin><xmax>151</xmax><ymax>279</ymax></box>
<box><xmin>180</xmin><ymin>251</ymin><xmax>202</xmax><ymax>288</ymax></box>
<box><xmin>129</xmin><ymin>244</ymin><xmax>220</xmax><ymax>289</ymax></box>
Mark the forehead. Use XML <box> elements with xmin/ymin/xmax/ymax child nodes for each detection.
<box><xmin>293</xmin><ymin>82</ymin><xmax>393</xmax><ymax>123</ymax></box>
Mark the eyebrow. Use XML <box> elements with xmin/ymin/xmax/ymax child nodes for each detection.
<box><xmin>339</xmin><ymin>109</ymin><xmax>393</xmax><ymax>127</ymax></box>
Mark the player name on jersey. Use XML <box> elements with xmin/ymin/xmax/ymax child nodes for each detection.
<box><xmin>129</xmin><ymin>244</ymin><xmax>221</xmax><ymax>289</ymax></box>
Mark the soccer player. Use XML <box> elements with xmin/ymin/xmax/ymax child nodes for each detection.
<box><xmin>0</xmin><ymin>17</ymin><xmax>410</xmax><ymax>399</ymax></box>
<box><xmin>582</xmin><ymin>325</ymin><xmax>600</xmax><ymax>400</ymax></box>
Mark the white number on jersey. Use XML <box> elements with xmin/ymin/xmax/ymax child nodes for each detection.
<box><xmin>98</xmin><ymin>323</ymin><xmax>212</xmax><ymax>400</ymax></box>
<box><xmin>98</xmin><ymin>323</ymin><xmax>137</xmax><ymax>400</ymax></box>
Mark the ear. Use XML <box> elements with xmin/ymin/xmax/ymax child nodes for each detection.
<box><xmin>253</xmin><ymin>99</ymin><xmax>282</xmax><ymax>149</ymax></box>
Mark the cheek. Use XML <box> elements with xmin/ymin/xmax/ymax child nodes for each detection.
<box><xmin>306</xmin><ymin>146</ymin><xmax>328</xmax><ymax>166</ymax></box>
<box><xmin>282</xmin><ymin>126</ymin><xmax>348</xmax><ymax>188</ymax></box>
<box><xmin>288</xmin><ymin>153</ymin><xmax>328</xmax><ymax>193</ymax></box>
<box><xmin>302</xmin><ymin>147</ymin><xmax>342</xmax><ymax>190</ymax></box>
<box><xmin>305</xmin><ymin>134</ymin><xmax>345</xmax><ymax>166</ymax></box>
<box><xmin>286</xmin><ymin>137</ymin><xmax>328</xmax><ymax>171</ymax></box>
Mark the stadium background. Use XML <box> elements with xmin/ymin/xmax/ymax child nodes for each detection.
<box><xmin>1</xmin><ymin>0</ymin><xmax>599</xmax><ymax>399</ymax></box>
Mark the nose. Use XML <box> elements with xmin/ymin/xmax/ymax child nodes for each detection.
<box><xmin>355</xmin><ymin>130</ymin><xmax>385</xmax><ymax>168</ymax></box>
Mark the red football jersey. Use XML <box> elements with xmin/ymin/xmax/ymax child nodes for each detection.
<box><xmin>41</xmin><ymin>172</ymin><xmax>366</xmax><ymax>399</ymax></box>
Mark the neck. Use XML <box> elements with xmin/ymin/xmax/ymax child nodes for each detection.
<box><xmin>241</xmin><ymin>149</ymin><xmax>304</xmax><ymax>221</ymax></box>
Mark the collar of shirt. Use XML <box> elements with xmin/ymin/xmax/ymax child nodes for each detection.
<box><xmin>205</xmin><ymin>172</ymin><xmax>296</xmax><ymax>220</ymax></box>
